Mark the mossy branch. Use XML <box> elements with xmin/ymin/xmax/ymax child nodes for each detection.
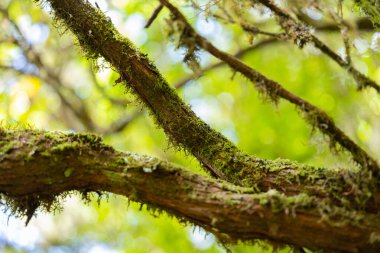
<box><xmin>159</xmin><ymin>0</ymin><xmax>380</xmax><ymax>177</ymax></box>
<box><xmin>30</xmin><ymin>0</ymin><xmax>380</xmax><ymax>210</ymax></box>
<box><xmin>37</xmin><ymin>0</ymin><xmax>247</xmax><ymax>182</ymax></box>
<box><xmin>1</xmin><ymin>128</ymin><xmax>380</xmax><ymax>252</ymax></box>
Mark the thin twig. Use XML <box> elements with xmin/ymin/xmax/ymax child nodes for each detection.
<box><xmin>145</xmin><ymin>4</ymin><xmax>163</xmax><ymax>28</ymax></box>
<box><xmin>252</xmin><ymin>0</ymin><xmax>380</xmax><ymax>93</ymax></box>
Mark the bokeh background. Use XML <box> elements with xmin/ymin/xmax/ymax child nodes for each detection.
<box><xmin>0</xmin><ymin>0</ymin><xmax>379</xmax><ymax>252</ymax></box>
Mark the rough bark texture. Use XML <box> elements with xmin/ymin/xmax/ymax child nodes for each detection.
<box><xmin>41</xmin><ymin>0</ymin><xmax>251</xmax><ymax>182</ymax></box>
<box><xmin>36</xmin><ymin>0</ymin><xmax>380</xmax><ymax>203</ymax></box>
<box><xmin>2</xmin><ymin>1</ymin><xmax>376</xmax><ymax>252</ymax></box>
<box><xmin>1</xmin><ymin>128</ymin><xmax>380</xmax><ymax>253</ymax></box>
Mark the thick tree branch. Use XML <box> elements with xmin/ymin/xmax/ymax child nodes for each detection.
<box><xmin>1</xmin><ymin>128</ymin><xmax>380</xmax><ymax>252</ymax></box>
<box><xmin>36</xmin><ymin>0</ymin><xmax>303</xmax><ymax>186</ymax></box>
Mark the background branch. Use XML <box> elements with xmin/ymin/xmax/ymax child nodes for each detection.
<box><xmin>252</xmin><ymin>0</ymin><xmax>380</xmax><ymax>93</ymax></box>
<box><xmin>0</xmin><ymin>7</ymin><xmax>96</xmax><ymax>131</ymax></box>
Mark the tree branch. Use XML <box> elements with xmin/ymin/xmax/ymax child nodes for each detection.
<box><xmin>37</xmin><ymin>0</ymin><xmax>273</xmax><ymax>184</ymax></box>
<box><xmin>159</xmin><ymin>0</ymin><xmax>380</xmax><ymax>177</ymax></box>
<box><xmin>1</xmin><ymin>128</ymin><xmax>380</xmax><ymax>252</ymax></box>
<box><xmin>28</xmin><ymin>0</ymin><xmax>380</xmax><ymax>212</ymax></box>
<box><xmin>101</xmin><ymin>41</ymin><xmax>276</xmax><ymax>135</ymax></box>
<box><xmin>144</xmin><ymin>4</ymin><xmax>164</xmax><ymax>28</ymax></box>
<box><xmin>252</xmin><ymin>0</ymin><xmax>380</xmax><ymax>93</ymax></box>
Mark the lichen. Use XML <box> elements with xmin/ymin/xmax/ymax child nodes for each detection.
<box><xmin>279</xmin><ymin>17</ymin><xmax>312</xmax><ymax>48</ymax></box>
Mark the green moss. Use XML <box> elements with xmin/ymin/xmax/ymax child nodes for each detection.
<box><xmin>43</xmin><ymin>132</ymin><xmax>56</xmax><ymax>139</ymax></box>
<box><xmin>253</xmin><ymin>190</ymin><xmax>315</xmax><ymax>213</ymax></box>
<box><xmin>64</xmin><ymin>167</ymin><xmax>74</xmax><ymax>177</ymax></box>
<box><xmin>354</xmin><ymin>0</ymin><xmax>380</xmax><ymax>28</ymax></box>
<box><xmin>0</xmin><ymin>140</ymin><xmax>15</xmax><ymax>156</ymax></box>
<box><xmin>116</xmin><ymin>157</ymin><xmax>126</xmax><ymax>165</ymax></box>
<box><xmin>369</xmin><ymin>233</ymin><xmax>380</xmax><ymax>244</ymax></box>
<box><xmin>40</xmin><ymin>151</ymin><xmax>51</xmax><ymax>157</ymax></box>
<box><xmin>52</xmin><ymin>142</ymin><xmax>79</xmax><ymax>152</ymax></box>
<box><xmin>25</xmin><ymin>1</ymin><xmax>378</xmax><ymax>234</ymax></box>
<box><xmin>0</xmin><ymin>192</ymin><xmax>65</xmax><ymax>225</ymax></box>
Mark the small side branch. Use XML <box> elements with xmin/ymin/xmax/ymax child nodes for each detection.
<box><xmin>253</xmin><ymin>0</ymin><xmax>380</xmax><ymax>93</ymax></box>
<box><xmin>145</xmin><ymin>4</ymin><xmax>164</xmax><ymax>28</ymax></box>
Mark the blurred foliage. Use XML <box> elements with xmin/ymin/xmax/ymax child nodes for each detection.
<box><xmin>0</xmin><ymin>0</ymin><xmax>379</xmax><ymax>252</ymax></box>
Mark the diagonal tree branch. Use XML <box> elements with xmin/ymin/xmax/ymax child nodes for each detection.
<box><xmin>1</xmin><ymin>128</ymin><xmax>380</xmax><ymax>252</ymax></box>
<box><xmin>159</xmin><ymin>0</ymin><xmax>380</xmax><ymax>177</ymax></box>
<box><xmin>101</xmin><ymin>41</ymin><xmax>276</xmax><ymax>135</ymax></box>
<box><xmin>37</xmin><ymin>0</ymin><xmax>264</xmax><ymax>183</ymax></box>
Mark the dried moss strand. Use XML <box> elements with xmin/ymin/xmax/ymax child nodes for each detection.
<box><xmin>159</xmin><ymin>0</ymin><xmax>380</xmax><ymax>176</ymax></box>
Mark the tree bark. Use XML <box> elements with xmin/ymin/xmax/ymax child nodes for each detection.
<box><xmin>1</xmin><ymin>128</ymin><xmax>380</xmax><ymax>252</ymax></box>
<box><xmin>10</xmin><ymin>1</ymin><xmax>379</xmax><ymax>252</ymax></box>
<box><xmin>33</xmin><ymin>0</ymin><xmax>380</xmax><ymax>209</ymax></box>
